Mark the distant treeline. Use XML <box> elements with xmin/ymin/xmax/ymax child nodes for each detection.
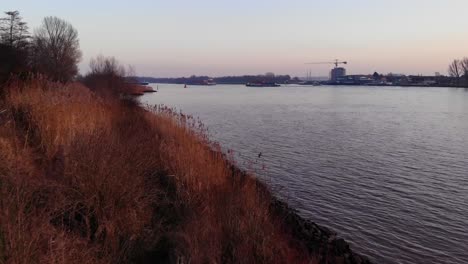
<box><xmin>133</xmin><ymin>74</ymin><xmax>296</xmax><ymax>85</ymax></box>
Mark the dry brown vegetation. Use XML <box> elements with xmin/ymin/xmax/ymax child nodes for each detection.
<box><xmin>0</xmin><ymin>77</ymin><xmax>315</xmax><ymax>263</ymax></box>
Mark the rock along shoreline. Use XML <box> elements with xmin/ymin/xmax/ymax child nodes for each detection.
<box><xmin>225</xmin><ymin>161</ymin><xmax>374</xmax><ymax>264</ymax></box>
<box><xmin>271</xmin><ymin>199</ymin><xmax>373</xmax><ymax>264</ymax></box>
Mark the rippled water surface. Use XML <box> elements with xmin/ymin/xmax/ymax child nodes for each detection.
<box><xmin>143</xmin><ymin>84</ymin><xmax>468</xmax><ymax>264</ymax></box>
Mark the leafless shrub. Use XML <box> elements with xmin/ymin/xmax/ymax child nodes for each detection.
<box><xmin>83</xmin><ymin>55</ymin><xmax>137</xmax><ymax>99</ymax></box>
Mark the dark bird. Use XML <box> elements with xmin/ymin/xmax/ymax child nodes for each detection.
<box><xmin>258</xmin><ymin>152</ymin><xmax>262</xmax><ymax>158</ymax></box>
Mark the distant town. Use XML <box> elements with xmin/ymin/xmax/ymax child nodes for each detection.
<box><xmin>135</xmin><ymin>62</ymin><xmax>468</xmax><ymax>88</ymax></box>
<box><xmin>132</xmin><ymin>58</ymin><xmax>468</xmax><ymax>87</ymax></box>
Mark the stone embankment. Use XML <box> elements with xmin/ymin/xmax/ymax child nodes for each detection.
<box><xmin>272</xmin><ymin>200</ymin><xmax>373</xmax><ymax>264</ymax></box>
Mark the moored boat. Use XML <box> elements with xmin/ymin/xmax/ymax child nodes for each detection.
<box><xmin>246</xmin><ymin>82</ymin><xmax>280</xmax><ymax>87</ymax></box>
<box><xmin>187</xmin><ymin>78</ymin><xmax>217</xmax><ymax>86</ymax></box>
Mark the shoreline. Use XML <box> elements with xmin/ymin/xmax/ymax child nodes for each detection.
<box><xmin>152</xmin><ymin>82</ymin><xmax>465</xmax><ymax>89</ymax></box>
<box><xmin>220</xmin><ymin>157</ymin><xmax>373</xmax><ymax>264</ymax></box>
<box><xmin>271</xmin><ymin>199</ymin><xmax>372</xmax><ymax>264</ymax></box>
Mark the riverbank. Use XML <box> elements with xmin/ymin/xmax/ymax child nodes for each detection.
<box><xmin>226</xmin><ymin>162</ymin><xmax>372</xmax><ymax>264</ymax></box>
<box><xmin>0</xmin><ymin>79</ymin><xmax>371</xmax><ymax>263</ymax></box>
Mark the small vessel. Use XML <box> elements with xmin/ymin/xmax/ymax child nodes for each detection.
<box><xmin>143</xmin><ymin>88</ymin><xmax>157</xmax><ymax>93</ymax></box>
<box><xmin>246</xmin><ymin>82</ymin><xmax>280</xmax><ymax>87</ymax></box>
<box><xmin>187</xmin><ymin>79</ymin><xmax>217</xmax><ymax>86</ymax></box>
<box><xmin>126</xmin><ymin>81</ymin><xmax>150</xmax><ymax>86</ymax></box>
<box><xmin>299</xmin><ymin>81</ymin><xmax>321</xmax><ymax>86</ymax></box>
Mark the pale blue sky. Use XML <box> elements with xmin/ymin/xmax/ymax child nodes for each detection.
<box><xmin>4</xmin><ymin>0</ymin><xmax>468</xmax><ymax>77</ymax></box>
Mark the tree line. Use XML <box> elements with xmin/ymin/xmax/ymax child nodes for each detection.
<box><xmin>448</xmin><ymin>58</ymin><xmax>468</xmax><ymax>87</ymax></box>
<box><xmin>0</xmin><ymin>11</ymin><xmax>81</xmax><ymax>84</ymax></box>
<box><xmin>135</xmin><ymin>74</ymin><xmax>293</xmax><ymax>85</ymax></box>
<box><xmin>1</xmin><ymin>10</ymin><xmax>136</xmax><ymax>99</ymax></box>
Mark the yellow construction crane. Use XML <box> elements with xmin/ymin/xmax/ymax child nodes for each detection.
<box><xmin>305</xmin><ymin>59</ymin><xmax>348</xmax><ymax>68</ymax></box>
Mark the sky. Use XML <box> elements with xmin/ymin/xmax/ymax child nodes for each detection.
<box><xmin>4</xmin><ymin>0</ymin><xmax>468</xmax><ymax>77</ymax></box>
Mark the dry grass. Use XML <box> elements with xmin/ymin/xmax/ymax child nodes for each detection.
<box><xmin>0</xmin><ymin>78</ymin><xmax>314</xmax><ymax>263</ymax></box>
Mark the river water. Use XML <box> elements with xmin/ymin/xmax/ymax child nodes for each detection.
<box><xmin>143</xmin><ymin>84</ymin><xmax>468</xmax><ymax>264</ymax></box>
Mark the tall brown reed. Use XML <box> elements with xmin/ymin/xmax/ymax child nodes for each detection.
<box><xmin>0</xmin><ymin>78</ymin><xmax>314</xmax><ymax>263</ymax></box>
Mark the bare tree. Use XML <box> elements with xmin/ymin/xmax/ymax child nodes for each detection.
<box><xmin>448</xmin><ymin>59</ymin><xmax>462</xmax><ymax>87</ymax></box>
<box><xmin>0</xmin><ymin>11</ymin><xmax>30</xmax><ymax>49</ymax></box>
<box><xmin>32</xmin><ymin>16</ymin><xmax>81</xmax><ymax>82</ymax></box>
<box><xmin>461</xmin><ymin>57</ymin><xmax>468</xmax><ymax>87</ymax></box>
